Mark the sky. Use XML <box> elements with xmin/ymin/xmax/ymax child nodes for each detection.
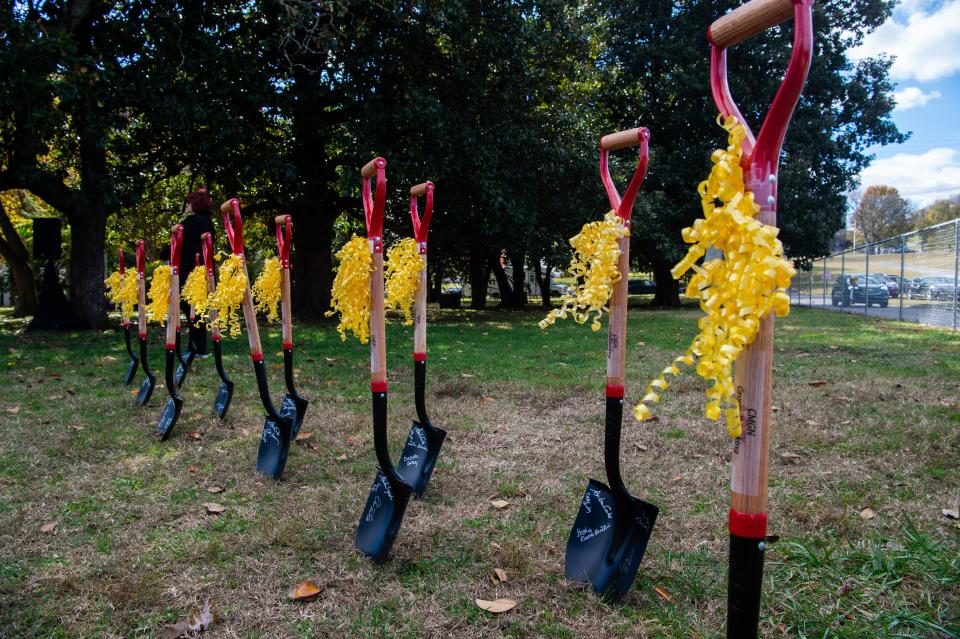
<box><xmin>849</xmin><ymin>0</ymin><xmax>960</xmax><ymax>208</ymax></box>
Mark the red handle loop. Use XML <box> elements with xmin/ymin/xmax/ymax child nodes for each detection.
<box><xmin>709</xmin><ymin>0</ymin><xmax>814</xmax><ymax>173</ymax></box>
<box><xmin>118</xmin><ymin>248</ymin><xmax>125</xmax><ymax>275</ymax></box>
<box><xmin>136</xmin><ymin>240</ymin><xmax>145</xmax><ymax>275</ymax></box>
<box><xmin>362</xmin><ymin>157</ymin><xmax>387</xmax><ymax>241</ymax></box>
<box><xmin>169</xmin><ymin>225</ymin><xmax>183</xmax><ymax>273</ymax></box>
<box><xmin>275</xmin><ymin>215</ymin><xmax>293</xmax><ymax>267</ymax></box>
<box><xmin>201</xmin><ymin>233</ymin><xmax>214</xmax><ymax>276</ymax></box>
<box><xmin>599</xmin><ymin>127</ymin><xmax>650</xmax><ymax>220</ymax></box>
<box><xmin>410</xmin><ymin>182</ymin><xmax>434</xmax><ymax>251</ymax></box>
<box><xmin>222</xmin><ymin>199</ymin><xmax>245</xmax><ymax>255</ymax></box>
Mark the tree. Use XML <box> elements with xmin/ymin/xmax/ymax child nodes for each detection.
<box><xmin>0</xmin><ymin>192</ymin><xmax>39</xmax><ymax>316</ymax></box>
<box><xmin>913</xmin><ymin>194</ymin><xmax>960</xmax><ymax>231</ymax></box>
<box><xmin>853</xmin><ymin>185</ymin><xmax>913</xmax><ymax>243</ymax></box>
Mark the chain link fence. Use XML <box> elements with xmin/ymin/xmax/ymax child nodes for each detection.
<box><xmin>789</xmin><ymin>218</ymin><xmax>960</xmax><ymax>330</ymax></box>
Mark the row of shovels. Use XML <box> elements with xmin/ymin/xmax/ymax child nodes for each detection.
<box><xmin>114</xmin><ymin>0</ymin><xmax>810</xmax><ymax>629</ymax></box>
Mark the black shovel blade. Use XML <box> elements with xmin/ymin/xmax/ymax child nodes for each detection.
<box><xmin>135</xmin><ymin>375</ymin><xmax>155</xmax><ymax>406</ymax></box>
<box><xmin>565</xmin><ymin>479</ymin><xmax>659</xmax><ymax>602</ymax></box>
<box><xmin>124</xmin><ymin>356</ymin><xmax>138</xmax><ymax>386</ymax></box>
<box><xmin>279</xmin><ymin>394</ymin><xmax>309</xmax><ymax>437</ymax></box>
<box><xmin>357</xmin><ymin>469</ymin><xmax>414</xmax><ymax>564</ymax></box>
<box><xmin>395</xmin><ymin>421</ymin><xmax>447</xmax><ymax>498</ymax></box>
<box><xmin>214</xmin><ymin>380</ymin><xmax>234</xmax><ymax>420</ymax></box>
<box><xmin>256</xmin><ymin>414</ymin><xmax>293</xmax><ymax>479</ymax></box>
<box><xmin>174</xmin><ymin>362</ymin><xmax>188</xmax><ymax>388</ymax></box>
<box><xmin>157</xmin><ymin>396</ymin><xmax>182</xmax><ymax>440</ymax></box>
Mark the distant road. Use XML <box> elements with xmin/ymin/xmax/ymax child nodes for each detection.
<box><xmin>796</xmin><ymin>296</ymin><xmax>957</xmax><ymax>329</ymax></box>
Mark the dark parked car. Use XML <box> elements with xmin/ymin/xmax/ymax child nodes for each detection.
<box><xmin>905</xmin><ymin>276</ymin><xmax>958</xmax><ymax>301</ymax></box>
<box><xmin>872</xmin><ymin>273</ymin><xmax>900</xmax><ymax>298</ymax></box>
<box><xmin>831</xmin><ymin>274</ymin><xmax>889</xmax><ymax>307</ymax></box>
<box><xmin>628</xmin><ymin>278</ymin><xmax>656</xmax><ymax>294</ymax></box>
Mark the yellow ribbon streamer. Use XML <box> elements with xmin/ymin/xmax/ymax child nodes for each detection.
<box><xmin>253</xmin><ymin>257</ymin><xmax>282</xmax><ymax>323</ymax></box>
<box><xmin>181</xmin><ymin>266</ymin><xmax>210</xmax><ymax>323</ymax></box>
<box><xmin>384</xmin><ymin>238</ymin><xmax>424</xmax><ymax>325</ymax></box>
<box><xmin>145</xmin><ymin>264</ymin><xmax>172</xmax><ymax>325</ymax></box>
<box><xmin>632</xmin><ymin>116</ymin><xmax>795</xmax><ymax>437</ymax></box>
<box><xmin>208</xmin><ymin>254</ymin><xmax>247</xmax><ymax>337</ymax></box>
<box><xmin>326</xmin><ymin>235</ymin><xmax>372</xmax><ymax>343</ymax></box>
<box><xmin>104</xmin><ymin>269</ymin><xmax>138</xmax><ymax>319</ymax></box>
<box><xmin>539</xmin><ymin>210</ymin><xmax>628</xmax><ymax>332</ymax></box>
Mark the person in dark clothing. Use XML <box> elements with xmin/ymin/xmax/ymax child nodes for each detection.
<box><xmin>161</xmin><ymin>187</ymin><xmax>216</xmax><ymax>356</ymax></box>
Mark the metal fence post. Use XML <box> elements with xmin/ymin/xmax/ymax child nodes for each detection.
<box><xmin>822</xmin><ymin>258</ymin><xmax>826</xmax><ymax>307</ymax></box>
<box><xmin>899</xmin><ymin>235</ymin><xmax>905</xmax><ymax>322</ymax></box>
<box><xmin>808</xmin><ymin>269</ymin><xmax>813</xmax><ymax>306</ymax></box>
<box><xmin>954</xmin><ymin>220</ymin><xmax>959</xmax><ymax>331</ymax></box>
<box><xmin>865</xmin><ymin>248</ymin><xmax>870</xmax><ymax>316</ymax></box>
<box><xmin>841</xmin><ymin>252</ymin><xmax>846</xmax><ymax>312</ymax></box>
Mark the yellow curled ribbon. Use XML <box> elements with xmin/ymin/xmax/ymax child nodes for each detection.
<box><xmin>181</xmin><ymin>266</ymin><xmax>210</xmax><ymax>324</ymax></box>
<box><xmin>540</xmin><ymin>210</ymin><xmax>628</xmax><ymax>332</ymax></box>
<box><xmin>104</xmin><ymin>269</ymin><xmax>138</xmax><ymax>319</ymax></box>
<box><xmin>326</xmin><ymin>235</ymin><xmax>373</xmax><ymax>343</ymax></box>
<box><xmin>253</xmin><ymin>256</ymin><xmax>282</xmax><ymax>323</ymax></box>
<box><xmin>384</xmin><ymin>237</ymin><xmax>424</xmax><ymax>325</ymax></box>
<box><xmin>207</xmin><ymin>253</ymin><xmax>247</xmax><ymax>337</ymax></box>
<box><xmin>632</xmin><ymin>116</ymin><xmax>795</xmax><ymax>437</ymax></box>
<box><xmin>145</xmin><ymin>264</ymin><xmax>172</xmax><ymax>325</ymax></box>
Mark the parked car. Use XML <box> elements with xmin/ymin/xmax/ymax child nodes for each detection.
<box><xmin>871</xmin><ymin>273</ymin><xmax>900</xmax><ymax>298</ymax></box>
<box><xmin>905</xmin><ymin>276</ymin><xmax>958</xmax><ymax>301</ymax></box>
<box><xmin>628</xmin><ymin>278</ymin><xmax>656</xmax><ymax>294</ymax></box>
<box><xmin>831</xmin><ymin>274</ymin><xmax>889</xmax><ymax>307</ymax></box>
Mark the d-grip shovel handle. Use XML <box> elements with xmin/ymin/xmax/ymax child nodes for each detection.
<box><xmin>410</xmin><ymin>181</ymin><xmax>434</xmax><ymax>422</ymax></box>
<box><xmin>708</xmin><ymin>0</ymin><xmax>796</xmax><ymax>49</ymax></box>
<box><xmin>136</xmin><ymin>240</ymin><xmax>148</xmax><ymax>338</ymax></box>
<box><xmin>362</xmin><ymin>158</ymin><xmax>388</xmax><ymax>387</ymax></box>
<box><xmin>200</xmin><ymin>232</ymin><xmax>222</xmax><ymax>342</ymax></box>
<box><xmin>600</xmin><ymin>128</ymin><xmax>650</xmax><ymax>220</ymax></box>
<box><xmin>165</xmin><ymin>225</ymin><xmax>183</xmax><ymax>349</ymax></box>
<box><xmin>274</xmin><ymin>215</ymin><xmax>294</xmax><ymax>349</ymax></box>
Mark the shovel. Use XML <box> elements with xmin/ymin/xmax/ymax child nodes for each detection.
<box><xmin>134</xmin><ymin>240</ymin><xmax>157</xmax><ymax>406</ymax></box>
<box><xmin>174</xmin><ymin>259</ymin><xmax>197</xmax><ymax>389</ymax></box>
<box><xmin>157</xmin><ymin>224</ymin><xmax>184</xmax><ymax>440</ymax></box>
<box><xmin>273</xmin><ymin>215</ymin><xmax>309</xmax><ymax>436</ymax></box>
<box><xmin>201</xmin><ymin>232</ymin><xmax>234</xmax><ymax>420</ymax></box>
<box><xmin>394</xmin><ymin>181</ymin><xmax>446</xmax><ymax>498</ymax></box>
<box><xmin>707</xmin><ymin>1</ymin><xmax>814</xmax><ymax>635</ymax></box>
<box><xmin>564</xmin><ymin>127</ymin><xmax>659</xmax><ymax>602</ymax></box>
<box><xmin>355</xmin><ymin>157</ymin><xmax>415</xmax><ymax>564</ymax></box>
<box><xmin>220</xmin><ymin>199</ymin><xmax>294</xmax><ymax>479</ymax></box>
<box><xmin>118</xmin><ymin>249</ymin><xmax>140</xmax><ymax>385</ymax></box>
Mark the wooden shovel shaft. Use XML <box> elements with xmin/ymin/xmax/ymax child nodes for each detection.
<box><xmin>370</xmin><ymin>248</ymin><xmax>387</xmax><ymax>384</ymax></box>
<box><xmin>165</xmin><ymin>270</ymin><xmax>180</xmax><ymax>347</ymax></box>
<box><xmin>606</xmin><ymin>235</ymin><xmax>630</xmax><ymax>387</ymax></box>
<box><xmin>240</xmin><ymin>270</ymin><xmax>263</xmax><ymax>358</ymax></box>
<box><xmin>138</xmin><ymin>274</ymin><xmax>147</xmax><ymax>336</ymax></box>
<box><xmin>281</xmin><ymin>267</ymin><xmax>293</xmax><ymax>347</ymax></box>
<box><xmin>413</xmin><ymin>261</ymin><xmax>427</xmax><ymax>355</ymax></box>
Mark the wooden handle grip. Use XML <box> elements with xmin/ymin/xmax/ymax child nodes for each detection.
<box><xmin>600</xmin><ymin>128</ymin><xmax>648</xmax><ymax>151</ymax></box>
<box><xmin>410</xmin><ymin>182</ymin><xmax>433</xmax><ymax>197</ymax></box>
<box><xmin>708</xmin><ymin>0</ymin><xmax>795</xmax><ymax>49</ymax></box>
<box><xmin>360</xmin><ymin>158</ymin><xmax>380</xmax><ymax>179</ymax></box>
<box><xmin>274</xmin><ymin>214</ymin><xmax>291</xmax><ymax>225</ymax></box>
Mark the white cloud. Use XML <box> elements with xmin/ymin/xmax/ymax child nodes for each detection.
<box><xmin>861</xmin><ymin>148</ymin><xmax>960</xmax><ymax>206</ymax></box>
<box><xmin>892</xmin><ymin>86</ymin><xmax>941</xmax><ymax>111</ymax></box>
<box><xmin>850</xmin><ymin>0</ymin><xmax>960</xmax><ymax>82</ymax></box>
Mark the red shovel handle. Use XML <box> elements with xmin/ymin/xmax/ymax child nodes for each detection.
<box><xmin>220</xmin><ymin>198</ymin><xmax>244</xmax><ymax>255</ymax></box>
<box><xmin>136</xmin><ymin>240</ymin><xmax>146</xmax><ymax>275</ymax></box>
<box><xmin>274</xmin><ymin>215</ymin><xmax>293</xmax><ymax>268</ymax></box>
<box><xmin>599</xmin><ymin>127</ymin><xmax>650</xmax><ymax>219</ymax></box>
<box><xmin>169</xmin><ymin>224</ymin><xmax>183</xmax><ymax>273</ymax></box>
<box><xmin>361</xmin><ymin>157</ymin><xmax>387</xmax><ymax>242</ymax></box>
<box><xmin>118</xmin><ymin>248</ymin><xmax>126</xmax><ymax>275</ymax></box>
<box><xmin>201</xmin><ymin>232</ymin><xmax>214</xmax><ymax>276</ymax></box>
<box><xmin>409</xmin><ymin>181</ymin><xmax>434</xmax><ymax>248</ymax></box>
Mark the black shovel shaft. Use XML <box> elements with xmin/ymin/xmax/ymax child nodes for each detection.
<box><xmin>175</xmin><ymin>330</ymin><xmax>188</xmax><ymax>369</ymax></box>
<box><xmin>372</xmin><ymin>390</ymin><xmax>406</xmax><ymax>486</ymax></box>
<box><xmin>213</xmin><ymin>339</ymin><xmax>231</xmax><ymax>384</ymax></box>
<box><xmin>283</xmin><ymin>348</ymin><xmax>297</xmax><ymax>395</ymax></box>
<box><xmin>139</xmin><ymin>336</ymin><xmax>154</xmax><ymax>380</ymax></box>
<box><xmin>604</xmin><ymin>396</ymin><xmax>627</xmax><ymax>495</ymax></box>
<box><xmin>414</xmin><ymin>359</ymin><xmax>429</xmax><ymax>426</ymax></box>
<box><xmin>252</xmin><ymin>358</ymin><xmax>284</xmax><ymax>423</ymax></box>
<box><xmin>124</xmin><ymin>325</ymin><xmax>138</xmax><ymax>362</ymax></box>
<box><xmin>164</xmin><ymin>348</ymin><xmax>180</xmax><ymax>401</ymax></box>
<box><xmin>727</xmin><ymin>533</ymin><xmax>765</xmax><ymax>638</ymax></box>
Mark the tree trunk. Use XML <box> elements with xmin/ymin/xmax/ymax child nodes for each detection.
<box><xmin>290</xmin><ymin>205</ymin><xmax>334</xmax><ymax>319</ymax></box>
<box><xmin>469</xmin><ymin>245</ymin><xmax>489</xmax><ymax>310</ymax></box>
<box><xmin>67</xmin><ymin>213</ymin><xmax>108</xmax><ymax>328</ymax></box>
<box><xmin>0</xmin><ymin>199</ymin><xmax>38</xmax><ymax>316</ymax></box>
<box><xmin>651</xmin><ymin>258</ymin><xmax>680</xmax><ymax>307</ymax></box>
<box><xmin>533</xmin><ymin>259</ymin><xmax>552</xmax><ymax>309</ymax></box>
<box><xmin>505</xmin><ymin>249</ymin><xmax>527</xmax><ymax>309</ymax></box>
<box><xmin>428</xmin><ymin>262</ymin><xmax>442</xmax><ymax>303</ymax></box>
<box><xmin>489</xmin><ymin>254</ymin><xmax>514</xmax><ymax>308</ymax></box>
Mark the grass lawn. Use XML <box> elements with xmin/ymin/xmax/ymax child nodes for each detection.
<box><xmin>0</xmin><ymin>305</ymin><xmax>958</xmax><ymax>638</ymax></box>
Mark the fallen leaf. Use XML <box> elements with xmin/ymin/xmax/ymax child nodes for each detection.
<box><xmin>859</xmin><ymin>507</ymin><xmax>876</xmax><ymax>520</ymax></box>
<box><xmin>205</xmin><ymin>503</ymin><xmax>226</xmax><ymax>514</ymax></box>
<box><xmin>480</xmin><ymin>396</ymin><xmax>494</xmax><ymax>403</ymax></box>
<box><xmin>241</xmin><ymin>428</ymin><xmax>250</xmax><ymax>437</ymax></box>
<box><xmin>635</xmin><ymin>444</ymin><xmax>649</xmax><ymax>452</ymax></box>
<box><xmin>6</xmin><ymin>405</ymin><xmax>20</xmax><ymax>414</ymax></box>
<box><xmin>189</xmin><ymin>413</ymin><xmax>203</xmax><ymax>422</ymax></box>
<box><xmin>671</xmin><ymin>474</ymin><xmax>683</xmax><ymax>482</ymax></box>
<box><xmin>206</xmin><ymin>486</ymin><xmax>224</xmax><ymax>494</ymax></box>
<box><xmin>186</xmin><ymin>465</ymin><xmax>199</xmax><ymax>473</ymax></box>
<box><xmin>654</xmin><ymin>585</ymin><xmax>672</xmax><ymax>602</ymax></box>
<box><xmin>490</xmin><ymin>542</ymin><xmax>501</xmax><ymax>551</ymax></box>
<box><xmin>295</xmin><ymin>431</ymin><xmax>312</xmax><ymax>442</ymax></box>
<box><xmin>804</xmin><ymin>420</ymin><xmax>818</xmax><ymax>426</ymax></box>
<box><xmin>336</xmin><ymin>453</ymin><xmax>347</xmax><ymax>461</ymax></box>
<box><xmin>808</xmin><ymin>380</ymin><xmax>828</xmax><ymax>387</ymax></box>
<box><xmin>491</xmin><ymin>568</ymin><xmax>508</xmax><ymax>585</ymax></box>
<box><xmin>461</xmin><ymin>373</ymin><xmax>475</xmax><ymax>378</ymax></box>
<box><xmin>837</xmin><ymin>396</ymin><xmax>854</xmax><ymax>402</ymax></box>
<box><xmin>158</xmin><ymin>600</ymin><xmax>217</xmax><ymax>639</ymax></box>
<box><xmin>490</xmin><ymin>499</ymin><xmax>510</xmax><ymax>510</ymax></box>
<box><xmin>186</xmin><ymin>431</ymin><xmax>203</xmax><ymax>441</ymax></box>
<box><xmin>840</xmin><ymin>420</ymin><xmax>852</xmax><ymax>425</ymax></box>
<box><xmin>40</xmin><ymin>521</ymin><xmax>56</xmax><ymax>533</ymax></box>
<box><xmin>780</xmin><ymin>452</ymin><xmax>801</xmax><ymax>461</ymax></box>
<box><xmin>942</xmin><ymin>504</ymin><xmax>959</xmax><ymax>520</ymax></box>
<box><xmin>829</xmin><ymin>345</ymin><xmax>839</xmax><ymax>350</ymax></box>
<box><xmin>288</xmin><ymin>580</ymin><xmax>323</xmax><ymax>601</ymax></box>
<box><xmin>475</xmin><ymin>598</ymin><xmax>516</xmax><ymax>613</ymax></box>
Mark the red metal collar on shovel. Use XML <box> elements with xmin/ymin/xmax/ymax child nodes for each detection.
<box><xmin>409</xmin><ymin>181</ymin><xmax>434</xmax><ymax>254</ymax></box>
<box><xmin>221</xmin><ymin>199</ymin><xmax>245</xmax><ymax>256</ymax></box>
<box><xmin>275</xmin><ymin>214</ymin><xmax>292</xmax><ymax>268</ymax></box>
<box><xmin>361</xmin><ymin>157</ymin><xmax>387</xmax><ymax>252</ymax></box>
<box><xmin>599</xmin><ymin>128</ymin><xmax>650</xmax><ymax>220</ymax></box>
